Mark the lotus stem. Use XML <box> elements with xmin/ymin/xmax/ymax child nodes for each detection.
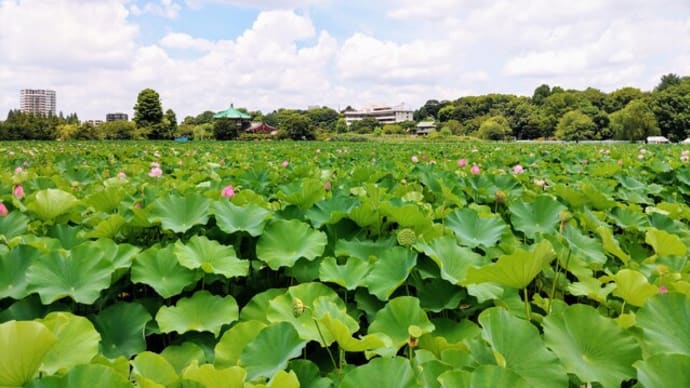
<box><xmin>523</xmin><ymin>287</ymin><xmax>531</xmax><ymax>321</ymax></box>
<box><xmin>313</xmin><ymin>318</ymin><xmax>339</xmax><ymax>374</ymax></box>
<box><xmin>548</xmin><ymin>249</ymin><xmax>570</xmax><ymax>314</ymax></box>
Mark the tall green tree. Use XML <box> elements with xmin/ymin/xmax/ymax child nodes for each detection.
<box><xmin>161</xmin><ymin>109</ymin><xmax>178</xmax><ymax>139</ymax></box>
<box><xmin>651</xmin><ymin>81</ymin><xmax>690</xmax><ymax>141</ymax></box>
<box><xmin>282</xmin><ymin>112</ymin><xmax>314</xmax><ymax>140</ymax></box>
<box><xmin>213</xmin><ymin>119</ymin><xmax>241</xmax><ymax>140</ymax></box>
<box><xmin>476</xmin><ymin>115</ymin><xmax>512</xmax><ymax>140</ymax></box>
<box><xmin>610</xmin><ymin>99</ymin><xmax>660</xmax><ymax>141</ymax></box>
<box><xmin>655</xmin><ymin>73</ymin><xmax>682</xmax><ymax>92</ymax></box>
<box><xmin>133</xmin><ymin>88</ymin><xmax>163</xmax><ymax>129</ymax></box>
<box><xmin>555</xmin><ymin>110</ymin><xmax>597</xmax><ymax>141</ymax></box>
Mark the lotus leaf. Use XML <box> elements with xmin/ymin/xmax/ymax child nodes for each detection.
<box><xmin>339</xmin><ymin>356</ymin><xmax>416</xmax><ymax>388</ymax></box>
<box><xmin>304</xmin><ymin>195</ymin><xmax>359</xmax><ymax>228</ymax></box>
<box><xmin>636</xmin><ymin>293</ymin><xmax>690</xmax><ymax>356</ymax></box>
<box><xmin>131</xmin><ymin>244</ymin><xmax>200</xmax><ymax>298</ymax></box>
<box><xmin>0</xmin><ymin>211</ymin><xmax>28</xmax><ymax>240</ymax></box>
<box><xmin>212</xmin><ymin>200</ymin><xmax>272</xmax><ymax>236</ymax></box>
<box><xmin>240</xmin><ymin>288</ymin><xmax>286</xmax><ymax>323</ymax></box>
<box><xmin>256</xmin><ymin>219</ymin><xmax>327</xmax><ymax>270</ymax></box>
<box><xmin>509</xmin><ymin>195</ymin><xmax>566</xmax><ymax>238</ymax></box>
<box><xmin>543</xmin><ymin>304</ymin><xmax>641</xmax><ymax>387</ymax></box>
<box><xmin>567</xmin><ymin>276</ymin><xmax>616</xmax><ymax>304</ymax></box>
<box><xmin>0</xmin><ymin>320</ymin><xmax>56</xmax><ymax>387</ymax></box>
<box><xmin>0</xmin><ymin>245</ymin><xmax>40</xmax><ymax>299</ymax></box>
<box><xmin>131</xmin><ymin>351</ymin><xmax>179</xmax><ymax>387</ymax></box>
<box><xmin>317</xmin><ymin>310</ymin><xmax>385</xmax><ymax>352</ymax></box>
<box><xmin>611</xmin><ymin>269</ymin><xmax>658</xmax><ymax>307</ymax></box>
<box><xmin>596</xmin><ymin>226</ymin><xmax>630</xmax><ymax>264</ymax></box>
<box><xmin>25</xmin><ymin>364</ymin><xmax>131</xmax><ymax>388</ymax></box>
<box><xmin>635</xmin><ymin>353</ymin><xmax>690</xmax><ymax>388</ymax></box>
<box><xmin>264</xmin><ymin>370</ymin><xmax>300</xmax><ymax>388</ymax></box>
<box><xmin>437</xmin><ymin>370</ymin><xmax>471</xmax><ymax>388</ymax></box>
<box><xmin>86</xmin><ymin>214</ymin><xmax>125</xmax><ymax>239</ymax></box>
<box><xmin>288</xmin><ymin>360</ymin><xmax>332</xmax><ymax>388</ymax></box>
<box><xmin>26</xmin><ymin>247</ymin><xmax>114</xmax><ymax>304</ymax></box>
<box><xmin>464</xmin><ymin>239</ymin><xmax>555</xmax><ymax>290</ymax></box>
<box><xmin>334</xmin><ymin>237</ymin><xmax>396</xmax><ymax>261</ymax></box>
<box><xmin>563</xmin><ymin>225</ymin><xmax>607</xmax><ymax>266</ymax></box>
<box><xmin>84</xmin><ymin>186</ymin><xmax>126</xmax><ymax>212</ymax></box>
<box><xmin>277</xmin><ymin>178</ymin><xmax>324</xmax><ymax>209</ymax></box>
<box><xmin>181</xmin><ymin>362</ymin><xmax>246</xmax><ymax>388</ymax></box>
<box><xmin>478</xmin><ymin>307</ymin><xmax>568</xmax><ymax>387</ymax></box>
<box><xmin>26</xmin><ymin>189</ymin><xmax>79</xmax><ymax>221</ymax></box>
<box><xmin>445</xmin><ymin>208</ymin><xmax>507</xmax><ymax>249</ymax></box>
<box><xmin>609</xmin><ymin>207</ymin><xmax>648</xmax><ymax>230</ymax></box>
<box><xmin>92</xmin><ymin>302</ymin><xmax>152</xmax><ymax>358</ymax></box>
<box><xmin>239</xmin><ymin>322</ymin><xmax>307</xmax><ymax>381</ymax></box>
<box><xmin>148</xmin><ymin>193</ymin><xmax>211</xmax><ymax>233</ymax></box>
<box><xmin>318</xmin><ymin>256</ymin><xmax>370</xmax><ymax>290</ymax></box>
<box><xmin>161</xmin><ymin>342</ymin><xmax>207</xmax><ymax>374</ymax></box>
<box><xmin>416</xmin><ymin>236</ymin><xmax>487</xmax><ymax>284</ymax></box>
<box><xmin>156</xmin><ymin>290</ymin><xmax>238</xmax><ymax>337</ymax></box>
<box><xmin>215</xmin><ymin>321</ymin><xmax>267</xmax><ymax>368</ymax></box>
<box><xmin>363</xmin><ymin>246</ymin><xmax>417</xmax><ymax>300</ymax></box>
<box><xmin>469</xmin><ymin>365</ymin><xmax>531</xmax><ymax>388</ymax></box>
<box><xmin>368</xmin><ymin>296</ymin><xmax>435</xmax><ymax>351</ymax></box>
<box><xmin>38</xmin><ymin>312</ymin><xmax>101</xmax><ymax>375</ymax></box>
<box><xmin>174</xmin><ymin>235</ymin><xmax>248</xmax><ymax>278</ymax></box>
<box><xmin>645</xmin><ymin>227</ymin><xmax>687</xmax><ymax>256</ymax></box>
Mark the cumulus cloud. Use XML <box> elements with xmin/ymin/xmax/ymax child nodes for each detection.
<box><xmin>130</xmin><ymin>0</ymin><xmax>182</xmax><ymax>19</ymax></box>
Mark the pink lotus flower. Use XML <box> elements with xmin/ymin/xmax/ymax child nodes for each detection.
<box><xmin>681</xmin><ymin>155</ymin><xmax>689</xmax><ymax>163</ymax></box>
<box><xmin>14</xmin><ymin>167</ymin><xmax>22</xmax><ymax>173</ymax></box>
<box><xmin>411</xmin><ymin>155</ymin><xmax>419</xmax><ymax>163</ymax></box>
<box><xmin>582</xmin><ymin>159</ymin><xmax>588</xmax><ymax>165</ymax></box>
<box><xmin>148</xmin><ymin>167</ymin><xmax>163</xmax><ymax>177</ymax></box>
<box><xmin>282</xmin><ymin>160</ymin><xmax>289</xmax><ymax>168</ymax></box>
<box><xmin>117</xmin><ymin>172</ymin><xmax>127</xmax><ymax>179</ymax></box>
<box><xmin>637</xmin><ymin>154</ymin><xmax>644</xmax><ymax>160</ymax></box>
<box><xmin>513</xmin><ymin>164</ymin><xmax>524</xmax><ymax>174</ymax></box>
<box><xmin>457</xmin><ymin>159</ymin><xmax>467</xmax><ymax>167</ymax></box>
<box><xmin>13</xmin><ymin>185</ymin><xmax>24</xmax><ymax>199</ymax></box>
<box><xmin>324</xmin><ymin>181</ymin><xmax>332</xmax><ymax>191</ymax></box>
<box><xmin>221</xmin><ymin>185</ymin><xmax>235</xmax><ymax>198</ymax></box>
<box><xmin>534</xmin><ymin>179</ymin><xmax>546</xmax><ymax>187</ymax></box>
<box><xmin>470</xmin><ymin>164</ymin><xmax>480</xmax><ymax>175</ymax></box>
<box><xmin>0</xmin><ymin>202</ymin><xmax>7</xmax><ymax>217</ymax></box>
<box><xmin>658</xmin><ymin>285</ymin><xmax>669</xmax><ymax>294</ymax></box>
<box><xmin>151</xmin><ymin>161</ymin><xmax>160</xmax><ymax>168</ymax></box>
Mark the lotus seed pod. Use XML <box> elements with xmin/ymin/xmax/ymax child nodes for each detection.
<box><xmin>397</xmin><ymin>228</ymin><xmax>417</xmax><ymax>246</ymax></box>
<box><xmin>495</xmin><ymin>190</ymin><xmax>506</xmax><ymax>205</ymax></box>
<box><xmin>292</xmin><ymin>297</ymin><xmax>306</xmax><ymax>318</ymax></box>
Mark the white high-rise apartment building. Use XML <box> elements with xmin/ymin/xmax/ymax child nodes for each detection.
<box><xmin>20</xmin><ymin>89</ymin><xmax>56</xmax><ymax>116</ymax></box>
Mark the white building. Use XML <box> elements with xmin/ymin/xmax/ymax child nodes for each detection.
<box><xmin>344</xmin><ymin>104</ymin><xmax>414</xmax><ymax>126</ymax></box>
<box><xmin>20</xmin><ymin>89</ymin><xmax>56</xmax><ymax>116</ymax></box>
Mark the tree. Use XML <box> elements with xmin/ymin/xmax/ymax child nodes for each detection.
<box><xmin>476</xmin><ymin>115</ymin><xmax>512</xmax><ymax>140</ymax></box>
<box><xmin>349</xmin><ymin>117</ymin><xmax>379</xmax><ymax>134</ymax></box>
<box><xmin>305</xmin><ymin>107</ymin><xmax>339</xmax><ymax>131</ymax></box>
<box><xmin>604</xmin><ymin>87</ymin><xmax>645</xmax><ymax>113</ymax></box>
<box><xmin>161</xmin><ymin>109</ymin><xmax>177</xmax><ymax>139</ymax></box>
<box><xmin>100</xmin><ymin>120</ymin><xmax>137</xmax><ymax>140</ymax></box>
<box><xmin>555</xmin><ymin>110</ymin><xmax>596</xmax><ymax>141</ymax></box>
<box><xmin>651</xmin><ymin>85</ymin><xmax>690</xmax><ymax>141</ymax></box>
<box><xmin>213</xmin><ymin>119</ymin><xmax>241</xmax><ymax>140</ymax></box>
<box><xmin>282</xmin><ymin>112</ymin><xmax>314</xmax><ymax>140</ymax></box>
<box><xmin>610</xmin><ymin>99</ymin><xmax>660</xmax><ymax>141</ymax></box>
<box><xmin>655</xmin><ymin>73</ymin><xmax>682</xmax><ymax>92</ymax></box>
<box><xmin>532</xmin><ymin>84</ymin><xmax>551</xmax><ymax>105</ymax></box>
<box><xmin>133</xmin><ymin>88</ymin><xmax>163</xmax><ymax>129</ymax></box>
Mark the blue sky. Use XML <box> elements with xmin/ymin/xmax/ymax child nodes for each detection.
<box><xmin>1</xmin><ymin>0</ymin><xmax>689</xmax><ymax>120</ymax></box>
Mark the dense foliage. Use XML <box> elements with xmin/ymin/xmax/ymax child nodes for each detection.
<box><xmin>1</xmin><ymin>141</ymin><xmax>690</xmax><ymax>387</ymax></box>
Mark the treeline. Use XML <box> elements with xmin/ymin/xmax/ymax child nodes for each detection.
<box><xmin>1</xmin><ymin>74</ymin><xmax>688</xmax><ymax>141</ymax></box>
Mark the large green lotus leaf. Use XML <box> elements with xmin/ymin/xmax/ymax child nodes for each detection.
<box><xmin>464</xmin><ymin>240</ymin><xmax>555</xmax><ymax>290</ymax></box>
<box><xmin>596</xmin><ymin>226</ymin><xmax>630</xmax><ymax>264</ymax></box>
<box><xmin>478</xmin><ymin>307</ymin><xmax>568</xmax><ymax>387</ymax></box>
<box><xmin>416</xmin><ymin>236</ymin><xmax>487</xmax><ymax>284</ymax></box>
<box><xmin>156</xmin><ymin>290</ymin><xmax>238</xmax><ymax>337</ymax></box>
<box><xmin>317</xmin><ymin>311</ymin><xmax>385</xmax><ymax>352</ymax></box>
<box><xmin>266</xmin><ymin>370</ymin><xmax>300</xmax><ymax>388</ymax></box>
<box><xmin>288</xmin><ymin>360</ymin><xmax>332</xmax><ymax>388</ymax></box>
<box><xmin>266</xmin><ymin>282</ymin><xmax>345</xmax><ymax>343</ymax></box>
<box><xmin>38</xmin><ymin>312</ymin><xmax>101</xmax><ymax>375</ymax></box>
<box><xmin>368</xmin><ymin>296</ymin><xmax>435</xmax><ymax>351</ymax></box>
<box><xmin>26</xmin><ymin>248</ymin><xmax>114</xmax><ymax>304</ymax></box>
<box><xmin>0</xmin><ymin>320</ymin><xmax>56</xmax><ymax>387</ymax></box>
<box><xmin>148</xmin><ymin>193</ymin><xmax>211</xmax><ymax>233</ymax></box>
<box><xmin>437</xmin><ymin>370</ymin><xmax>471</xmax><ymax>388</ymax></box>
<box><xmin>0</xmin><ymin>211</ymin><xmax>29</xmax><ymax>240</ymax></box>
<box><xmin>174</xmin><ymin>235</ymin><xmax>248</xmax><ymax>278</ymax></box>
<box><xmin>84</xmin><ymin>186</ymin><xmax>126</xmax><ymax>213</ymax></box>
<box><xmin>635</xmin><ymin>353</ymin><xmax>690</xmax><ymax>388</ymax></box>
<box><xmin>240</xmin><ymin>288</ymin><xmax>285</xmax><ymax>323</ymax></box>
<box><xmin>131</xmin><ymin>351</ymin><xmax>179</xmax><ymax>387</ymax></box>
<box><xmin>161</xmin><ymin>342</ymin><xmax>207</xmax><ymax>374</ymax></box>
<box><xmin>509</xmin><ymin>195</ymin><xmax>566</xmax><ymax>239</ymax></box>
<box><xmin>239</xmin><ymin>322</ymin><xmax>307</xmax><ymax>381</ymax></box>
<box><xmin>608</xmin><ymin>207</ymin><xmax>648</xmax><ymax>230</ymax></box>
<box><xmin>26</xmin><ymin>364</ymin><xmax>131</xmax><ymax>388</ymax></box>
<box><xmin>215</xmin><ymin>321</ymin><xmax>267</xmax><ymax>368</ymax></box>
<box><xmin>92</xmin><ymin>302</ymin><xmax>152</xmax><ymax>358</ymax></box>
<box><xmin>645</xmin><ymin>227</ymin><xmax>687</xmax><ymax>256</ymax></box>
<box><xmin>339</xmin><ymin>356</ymin><xmax>416</xmax><ymax>388</ymax></box>
<box><xmin>212</xmin><ymin>200</ymin><xmax>272</xmax><ymax>237</ymax></box>
<box><xmin>318</xmin><ymin>256</ymin><xmax>370</xmax><ymax>290</ymax></box>
<box><xmin>334</xmin><ymin>237</ymin><xmax>396</xmax><ymax>261</ymax></box>
<box><xmin>563</xmin><ymin>225</ymin><xmax>607</xmax><ymax>266</ymax></box>
<box><xmin>85</xmin><ymin>214</ymin><xmax>126</xmax><ymax>239</ymax></box>
<box><xmin>277</xmin><ymin>178</ymin><xmax>325</xmax><ymax>209</ymax></box>
<box><xmin>256</xmin><ymin>219</ymin><xmax>327</xmax><ymax>270</ymax></box>
<box><xmin>445</xmin><ymin>208</ymin><xmax>507</xmax><ymax>249</ymax></box>
<box><xmin>304</xmin><ymin>195</ymin><xmax>359</xmax><ymax>228</ymax></box>
<box><xmin>567</xmin><ymin>276</ymin><xmax>616</xmax><ymax>304</ymax></box>
<box><xmin>543</xmin><ymin>304</ymin><xmax>641</xmax><ymax>387</ymax></box>
<box><xmin>131</xmin><ymin>244</ymin><xmax>199</xmax><ymax>298</ymax></box>
<box><xmin>26</xmin><ymin>189</ymin><xmax>79</xmax><ymax>221</ymax></box>
<box><xmin>468</xmin><ymin>365</ymin><xmax>531</xmax><ymax>388</ymax></box>
<box><xmin>611</xmin><ymin>269</ymin><xmax>658</xmax><ymax>307</ymax></box>
<box><xmin>181</xmin><ymin>362</ymin><xmax>246</xmax><ymax>388</ymax></box>
<box><xmin>636</xmin><ymin>293</ymin><xmax>690</xmax><ymax>356</ymax></box>
<box><xmin>380</xmin><ymin>202</ymin><xmax>432</xmax><ymax>229</ymax></box>
<box><xmin>364</xmin><ymin>246</ymin><xmax>417</xmax><ymax>301</ymax></box>
<box><xmin>0</xmin><ymin>245</ymin><xmax>41</xmax><ymax>299</ymax></box>
<box><xmin>46</xmin><ymin>224</ymin><xmax>83</xmax><ymax>249</ymax></box>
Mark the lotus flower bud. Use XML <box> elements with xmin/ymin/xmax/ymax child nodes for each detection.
<box><xmin>292</xmin><ymin>297</ymin><xmax>307</xmax><ymax>318</ymax></box>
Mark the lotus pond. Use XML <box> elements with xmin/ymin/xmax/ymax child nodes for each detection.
<box><xmin>1</xmin><ymin>141</ymin><xmax>690</xmax><ymax>387</ymax></box>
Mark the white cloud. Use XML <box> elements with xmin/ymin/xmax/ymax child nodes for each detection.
<box><xmin>184</xmin><ymin>0</ymin><xmax>328</xmax><ymax>9</ymax></box>
<box><xmin>131</xmin><ymin>0</ymin><xmax>181</xmax><ymax>19</ymax></box>
<box><xmin>160</xmin><ymin>32</ymin><xmax>216</xmax><ymax>50</ymax></box>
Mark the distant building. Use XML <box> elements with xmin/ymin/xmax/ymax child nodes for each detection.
<box><xmin>247</xmin><ymin>122</ymin><xmax>277</xmax><ymax>134</ymax></box>
<box><xmin>20</xmin><ymin>89</ymin><xmax>56</xmax><ymax>116</ymax></box>
<box><xmin>85</xmin><ymin>120</ymin><xmax>103</xmax><ymax>126</ymax></box>
<box><xmin>413</xmin><ymin>121</ymin><xmax>436</xmax><ymax>135</ymax></box>
<box><xmin>344</xmin><ymin>104</ymin><xmax>413</xmax><ymax>126</ymax></box>
<box><xmin>106</xmin><ymin>112</ymin><xmax>128</xmax><ymax>121</ymax></box>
